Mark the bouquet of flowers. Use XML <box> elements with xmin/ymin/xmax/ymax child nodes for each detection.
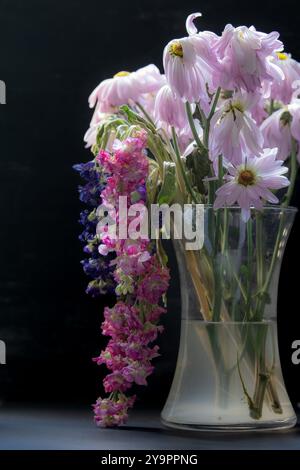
<box><xmin>74</xmin><ymin>12</ymin><xmax>300</xmax><ymax>428</ymax></box>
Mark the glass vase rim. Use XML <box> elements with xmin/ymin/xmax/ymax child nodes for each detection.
<box><xmin>186</xmin><ymin>320</ymin><xmax>277</xmax><ymax>325</ymax></box>
<box><xmin>202</xmin><ymin>204</ymin><xmax>298</xmax><ymax>213</ymax></box>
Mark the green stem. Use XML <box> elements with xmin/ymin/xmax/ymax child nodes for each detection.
<box><xmin>217</xmin><ymin>154</ymin><xmax>224</xmax><ymax>189</ymax></box>
<box><xmin>208</xmin><ymin>87</ymin><xmax>222</xmax><ymax>121</ymax></box>
<box><xmin>135</xmin><ymin>101</ymin><xmax>156</xmax><ymax>128</ymax></box>
<box><xmin>231</xmin><ymin>268</ymin><xmax>248</xmax><ymax>302</ymax></box>
<box><xmin>212</xmin><ymin>213</ymin><xmax>222</xmax><ymax>322</ymax></box>
<box><xmin>211</xmin><ymin>156</ymin><xmax>223</xmax><ymax>322</ymax></box>
<box><xmin>207</xmin><ymin>181</ymin><xmax>216</xmax><ymax>255</ymax></box>
<box><xmin>249</xmin><ymin>324</ymin><xmax>270</xmax><ymax>420</ymax></box>
<box><xmin>204</xmin><ymin>87</ymin><xmax>221</xmax><ymax>148</ymax></box>
<box><xmin>185</xmin><ymin>102</ymin><xmax>207</xmax><ymax>153</ymax></box>
<box><xmin>171</xmin><ymin>127</ymin><xmax>200</xmax><ymax>203</ymax></box>
<box><xmin>221</xmin><ymin>208</ymin><xmax>229</xmax><ymax>253</ymax></box>
<box><xmin>208</xmin><ymin>175</ymin><xmax>216</xmax><ymax>205</ymax></box>
<box><xmin>205</xmin><ymin>90</ymin><xmax>221</xmax><ymax>202</ymax></box>
<box><xmin>196</xmin><ymin>103</ymin><xmax>207</xmax><ymax>129</ymax></box>
<box><xmin>266</xmin><ymin>378</ymin><xmax>283</xmax><ymax>414</ymax></box>
<box><xmin>245</xmin><ymin>218</ymin><xmax>253</xmax><ymax>321</ymax></box>
<box><xmin>146</xmin><ymin>133</ymin><xmax>165</xmax><ymax>170</ymax></box>
<box><xmin>283</xmin><ymin>138</ymin><xmax>298</xmax><ymax>208</ymax></box>
<box><xmin>254</xmin><ymin>212</ymin><xmax>264</xmax><ymax>320</ymax></box>
<box><xmin>256</xmin><ymin>212</ymin><xmax>264</xmax><ymax>289</ymax></box>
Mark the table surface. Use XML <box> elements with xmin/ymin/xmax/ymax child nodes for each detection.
<box><xmin>0</xmin><ymin>406</ymin><xmax>299</xmax><ymax>450</ymax></box>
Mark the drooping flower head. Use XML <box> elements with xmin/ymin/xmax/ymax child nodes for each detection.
<box><xmin>163</xmin><ymin>13</ymin><xmax>218</xmax><ymax>108</ymax></box>
<box><xmin>154</xmin><ymin>84</ymin><xmax>188</xmax><ymax>129</ymax></box>
<box><xmin>153</xmin><ymin>83</ymin><xmax>195</xmax><ymax>151</ymax></box>
<box><xmin>89</xmin><ymin>64</ymin><xmax>165</xmax><ymax>113</ymax></box>
<box><xmin>261</xmin><ymin>98</ymin><xmax>300</xmax><ymax>161</ymax></box>
<box><xmin>163</xmin><ymin>37</ymin><xmax>206</xmax><ymax>103</ymax></box>
<box><xmin>214</xmin><ymin>148</ymin><xmax>290</xmax><ymax>221</ymax></box>
<box><xmin>261</xmin><ymin>107</ymin><xmax>293</xmax><ymax>160</ymax></box>
<box><xmin>214</xmin><ymin>24</ymin><xmax>284</xmax><ymax>92</ymax></box>
<box><xmin>89</xmin><ymin>128</ymin><xmax>169</xmax><ymax>427</ymax></box>
<box><xmin>267</xmin><ymin>52</ymin><xmax>300</xmax><ymax>104</ymax></box>
<box><xmin>210</xmin><ymin>91</ymin><xmax>264</xmax><ymax>165</ymax></box>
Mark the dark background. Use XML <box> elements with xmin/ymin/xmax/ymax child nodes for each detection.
<box><xmin>0</xmin><ymin>0</ymin><xmax>299</xmax><ymax>410</ymax></box>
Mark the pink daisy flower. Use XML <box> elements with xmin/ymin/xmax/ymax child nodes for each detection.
<box><xmin>214</xmin><ymin>148</ymin><xmax>290</xmax><ymax>222</ymax></box>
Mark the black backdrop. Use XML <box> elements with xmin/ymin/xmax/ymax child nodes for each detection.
<box><xmin>0</xmin><ymin>0</ymin><xmax>299</xmax><ymax>409</ymax></box>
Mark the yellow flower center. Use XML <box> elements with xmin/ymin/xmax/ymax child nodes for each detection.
<box><xmin>277</xmin><ymin>52</ymin><xmax>288</xmax><ymax>61</ymax></box>
<box><xmin>238</xmin><ymin>169</ymin><xmax>256</xmax><ymax>186</ymax></box>
<box><xmin>114</xmin><ymin>71</ymin><xmax>131</xmax><ymax>78</ymax></box>
<box><xmin>223</xmin><ymin>100</ymin><xmax>245</xmax><ymax>121</ymax></box>
<box><xmin>232</xmin><ymin>101</ymin><xmax>245</xmax><ymax>113</ymax></box>
<box><xmin>169</xmin><ymin>41</ymin><xmax>183</xmax><ymax>57</ymax></box>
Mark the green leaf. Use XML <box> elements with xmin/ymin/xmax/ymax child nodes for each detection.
<box><xmin>95</xmin><ymin>117</ymin><xmax>128</xmax><ymax>150</ymax></box>
<box><xmin>146</xmin><ymin>160</ymin><xmax>160</xmax><ymax>205</ymax></box>
<box><xmin>256</xmin><ymin>291</ymin><xmax>272</xmax><ymax>304</ymax></box>
<box><xmin>157</xmin><ymin>162</ymin><xmax>177</xmax><ymax>205</ymax></box>
<box><xmin>186</xmin><ymin>147</ymin><xmax>210</xmax><ymax>194</ymax></box>
<box><xmin>120</xmin><ymin>105</ymin><xmax>157</xmax><ymax>133</ymax></box>
<box><xmin>240</xmin><ymin>264</ymin><xmax>249</xmax><ymax>278</ymax></box>
<box><xmin>192</xmin><ymin>147</ymin><xmax>210</xmax><ymax>176</ymax></box>
<box><xmin>120</xmin><ymin>105</ymin><xmax>148</xmax><ymax>126</ymax></box>
<box><xmin>156</xmin><ymin>238</ymin><xmax>168</xmax><ymax>267</ymax></box>
<box><xmin>119</xmin><ymin>104</ymin><xmax>137</xmax><ymax>121</ymax></box>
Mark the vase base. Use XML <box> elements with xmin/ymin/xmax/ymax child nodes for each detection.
<box><xmin>161</xmin><ymin>415</ymin><xmax>297</xmax><ymax>432</ymax></box>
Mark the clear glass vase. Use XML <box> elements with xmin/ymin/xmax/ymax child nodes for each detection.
<box><xmin>162</xmin><ymin>206</ymin><xmax>297</xmax><ymax>431</ymax></box>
